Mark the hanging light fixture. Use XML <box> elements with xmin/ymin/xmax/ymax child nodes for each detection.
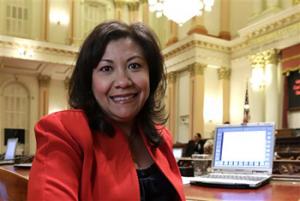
<box><xmin>148</xmin><ymin>0</ymin><xmax>214</xmax><ymax>25</ymax></box>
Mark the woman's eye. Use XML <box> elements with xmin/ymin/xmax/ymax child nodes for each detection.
<box><xmin>99</xmin><ymin>66</ymin><xmax>112</xmax><ymax>72</ymax></box>
<box><xmin>128</xmin><ymin>63</ymin><xmax>141</xmax><ymax>70</ymax></box>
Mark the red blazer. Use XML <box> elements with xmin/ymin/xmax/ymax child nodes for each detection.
<box><xmin>28</xmin><ymin>109</ymin><xmax>186</xmax><ymax>201</ymax></box>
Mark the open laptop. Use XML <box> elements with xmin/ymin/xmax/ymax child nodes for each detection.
<box><xmin>0</xmin><ymin>138</ymin><xmax>18</xmax><ymax>165</ymax></box>
<box><xmin>190</xmin><ymin>123</ymin><xmax>275</xmax><ymax>188</ymax></box>
<box><xmin>173</xmin><ymin>147</ymin><xmax>184</xmax><ymax>161</ymax></box>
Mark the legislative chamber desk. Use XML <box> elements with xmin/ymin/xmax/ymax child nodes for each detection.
<box><xmin>1</xmin><ymin>165</ymin><xmax>300</xmax><ymax>201</ymax></box>
<box><xmin>184</xmin><ymin>180</ymin><xmax>300</xmax><ymax>201</ymax></box>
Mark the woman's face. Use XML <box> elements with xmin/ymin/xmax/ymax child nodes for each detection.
<box><xmin>92</xmin><ymin>37</ymin><xmax>150</xmax><ymax>128</ymax></box>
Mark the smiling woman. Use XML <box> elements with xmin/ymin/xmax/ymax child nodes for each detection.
<box><xmin>27</xmin><ymin>21</ymin><xmax>186</xmax><ymax>201</ymax></box>
<box><xmin>92</xmin><ymin>38</ymin><xmax>150</xmax><ymax>134</ymax></box>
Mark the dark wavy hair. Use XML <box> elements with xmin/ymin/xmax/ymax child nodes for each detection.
<box><xmin>68</xmin><ymin>21</ymin><xmax>167</xmax><ymax>147</ymax></box>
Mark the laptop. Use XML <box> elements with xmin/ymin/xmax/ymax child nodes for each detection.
<box><xmin>173</xmin><ymin>147</ymin><xmax>184</xmax><ymax>161</ymax></box>
<box><xmin>0</xmin><ymin>138</ymin><xmax>18</xmax><ymax>165</ymax></box>
<box><xmin>190</xmin><ymin>123</ymin><xmax>275</xmax><ymax>188</ymax></box>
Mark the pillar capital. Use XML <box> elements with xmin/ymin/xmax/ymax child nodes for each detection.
<box><xmin>38</xmin><ymin>74</ymin><xmax>51</xmax><ymax>87</ymax></box>
<box><xmin>167</xmin><ymin>71</ymin><xmax>177</xmax><ymax>83</ymax></box>
<box><xmin>218</xmin><ymin>67</ymin><xmax>231</xmax><ymax>80</ymax></box>
<box><xmin>249</xmin><ymin>53</ymin><xmax>265</xmax><ymax>66</ymax></box>
<box><xmin>249</xmin><ymin>49</ymin><xmax>278</xmax><ymax>66</ymax></box>
<box><xmin>189</xmin><ymin>63</ymin><xmax>206</xmax><ymax>76</ymax></box>
<box><xmin>263</xmin><ymin>49</ymin><xmax>278</xmax><ymax>64</ymax></box>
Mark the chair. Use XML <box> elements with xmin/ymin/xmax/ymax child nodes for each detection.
<box><xmin>0</xmin><ymin>167</ymin><xmax>28</xmax><ymax>201</ymax></box>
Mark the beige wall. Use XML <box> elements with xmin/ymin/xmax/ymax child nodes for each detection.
<box><xmin>0</xmin><ymin>0</ymin><xmax>299</xmax><ymax>153</ymax></box>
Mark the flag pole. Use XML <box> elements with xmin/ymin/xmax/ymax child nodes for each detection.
<box><xmin>243</xmin><ymin>81</ymin><xmax>250</xmax><ymax>124</ymax></box>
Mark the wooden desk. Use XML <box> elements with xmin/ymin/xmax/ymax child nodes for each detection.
<box><xmin>184</xmin><ymin>180</ymin><xmax>300</xmax><ymax>201</ymax></box>
<box><xmin>0</xmin><ymin>165</ymin><xmax>30</xmax><ymax>201</ymax></box>
<box><xmin>1</xmin><ymin>165</ymin><xmax>300</xmax><ymax>201</ymax></box>
<box><xmin>0</xmin><ymin>165</ymin><xmax>30</xmax><ymax>178</ymax></box>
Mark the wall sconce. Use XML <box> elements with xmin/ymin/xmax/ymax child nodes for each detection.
<box><xmin>50</xmin><ymin>10</ymin><xmax>69</xmax><ymax>26</ymax></box>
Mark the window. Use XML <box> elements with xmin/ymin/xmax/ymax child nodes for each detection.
<box><xmin>6</xmin><ymin>0</ymin><xmax>29</xmax><ymax>37</ymax></box>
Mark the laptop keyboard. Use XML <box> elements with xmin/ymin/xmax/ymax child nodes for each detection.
<box><xmin>202</xmin><ymin>174</ymin><xmax>267</xmax><ymax>181</ymax></box>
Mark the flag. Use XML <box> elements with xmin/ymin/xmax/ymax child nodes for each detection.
<box><xmin>243</xmin><ymin>84</ymin><xmax>250</xmax><ymax>123</ymax></box>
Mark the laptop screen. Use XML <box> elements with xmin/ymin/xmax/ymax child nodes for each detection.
<box><xmin>212</xmin><ymin>123</ymin><xmax>275</xmax><ymax>172</ymax></box>
<box><xmin>173</xmin><ymin>147</ymin><xmax>183</xmax><ymax>160</ymax></box>
<box><xmin>4</xmin><ymin>138</ymin><xmax>18</xmax><ymax>160</ymax></box>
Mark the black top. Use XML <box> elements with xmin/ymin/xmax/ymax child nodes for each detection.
<box><xmin>137</xmin><ymin>163</ymin><xmax>178</xmax><ymax>201</ymax></box>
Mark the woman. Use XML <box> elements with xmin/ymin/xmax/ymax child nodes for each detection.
<box><xmin>28</xmin><ymin>21</ymin><xmax>185</xmax><ymax>201</ymax></box>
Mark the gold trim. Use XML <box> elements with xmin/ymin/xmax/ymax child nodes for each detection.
<box><xmin>167</xmin><ymin>71</ymin><xmax>177</xmax><ymax>83</ymax></box>
<box><xmin>188</xmin><ymin>63</ymin><xmax>206</xmax><ymax>76</ymax></box>
<box><xmin>282</xmin><ymin>65</ymin><xmax>300</xmax><ymax>75</ymax></box>
<box><xmin>293</xmin><ymin>0</ymin><xmax>300</xmax><ymax>5</ymax></box>
<box><xmin>263</xmin><ymin>49</ymin><xmax>278</xmax><ymax>64</ymax></box>
<box><xmin>245</xmin><ymin>13</ymin><xmax>300</xmax><ymax>39</ymax></box>
<box><xmin>164</xmin><ymin>40</ymin><xmax>230</xmax><ymax>60</ymax></box>
<box><xmin>218</xmin><ymin>67</ymin><xmax>231</xmax><ymax>80</ymax></box>
<box><xmin>38</xmin><ymin>74</ymin><xmax>51</xmax><ymax>87</ymax></box>
<box><xmin>0</xmin><ymin>40</ymin><xmax>78</xmax><ymax>57</ymax></box>
<box><xmin>282</xmin><ymin>54</ymin><xmax>300</xmax><ymax>62</ymax></box>
<box><xmin>249</xmin><ymin>49</ymin><xmax>278</xmax><ymax>65</ymax></box>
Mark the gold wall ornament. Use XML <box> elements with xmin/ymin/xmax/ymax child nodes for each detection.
<box><xmin>38</xmin><ymin>74</ymin><xmax>51</xmax><ymax>87</ymax></box>
<box><xmin>188</xmin><ymin>63</ymin><xmax>206</xmax><ymax>76</ymax></box>
<box><xmin>163</xmin><ymin>40</ymin><xmax>230</xmax><ymax>60</ymax></box>
<box><xmin>249</xmin><ymin>53</ymin><xmax>265</xmax><ymax>66</ymax></box>
<box><xmin>127</xmin><ymin>1</ymin><xmax>140</xmax><ymax>22</ymax></box>
<box><xmin>248</xmin><ymin>50</ymin><xmax>278</xmax><ymax>91</ymax></box>
<box><xmin>218</xmin><ymin>67</ymin><xmax>231</xmax><ymax>80</ymax></box>
<box><xmin>167</xmin><ymin>71</ymin><xmax>177</xmax><ymax>83</ymax></box>
<box><xmin>293</xmin><ymin>0</ymin><xmax>300</xmax><ymax>5</ymax></box>
<box><xmin>249</xmin><ymin>49</ymin><xmax>278</xmax><ymax>66</ymax></box>
<box><xmin>263</xmin><ymin>49</ymin><xmax>278</xmax><ymax>64</ymax></box>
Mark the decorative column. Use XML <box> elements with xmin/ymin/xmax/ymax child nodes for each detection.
<box><xmin>249</xmin><ymin>53</ymin><xmax>266</xmax><ymax>122</ymax></box>
<box><xmin>68</xmin><ymin>0</ymin><xmax>74</xmax><ymax>45</ymax></box>
<box><xmin>263</xmin><ymin>49</ymin><xmax>279</xmax><ymax>126</ymax></box>
<box><xmin>218</xmin><ymin>67</ymin><xmax>231</xmax><ymax>123</ymax></box>
<box><xmin>71</xmin><ymin>0</ymin><xmax>82</xmax><ymax>46</ymax></box>
<box><xmin>251</xmin><ymin>0</ymin><xmax>263</xmax><ymax>18</ymax></box>
<box><xmin>165</xmin><ymin>21</ymin><xmax>178</xmax><ymax>46</ymax></box>
<box><xmin>43</xmin><ymin>0</ymin><xmax>49</xmax><ymax>41</ymax></box>
<box><xmin>128</xmin><ymin>2</ymin><xmax>139</xmax><ymax>23</ymax></box>
<box><xmin>114</xmin><ymin>1</ymin><xmax>124</xmax><ymax>21</ymax></box>
<box><xmin>187</xmin><ymin>15</ymin><xmax>208</xmax><ymax>35</ymax></box>
<box><xmin>294</xmin><ymin>0</ymin><xmax>300</xmax><ymax>5</ymax></box>
<box><xmin>142</xmin><ymin>0</ymin><xmax>149</xmax><ymax>25</ymax></box>
<box><xmin>189</xmin><ymin>63</ymin><xmax>205</xmax><ymax>137</ymax></box>
<box><xmin>219</xmin><ymin>0</ymin><xmax>231</xmax><ymax>40</ymax></box>
<box><xmin>265</xmin><ymin>0</ymin><xmax>280</xmax><ymax>11</ymax></box>
<box><xmin>38</xmin><ymin>75</ymin><xmax>51</xmax><ymax>118</ymax></box>
<box><xmin>166</xmin><ymin>72</ymin><xmax>177</xmax><ymax>140</ymax></box>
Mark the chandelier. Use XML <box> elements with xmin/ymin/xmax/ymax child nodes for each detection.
<box><xmin>148</xmin><ymin>0</ymin><xmax>214</xmax><ymax>25</ymax></box>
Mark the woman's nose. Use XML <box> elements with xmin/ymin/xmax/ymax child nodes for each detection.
<box><xmin>114</xmin><ymin>70</ymin><xmax>133</xmax><ymax>88</ymax></box>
